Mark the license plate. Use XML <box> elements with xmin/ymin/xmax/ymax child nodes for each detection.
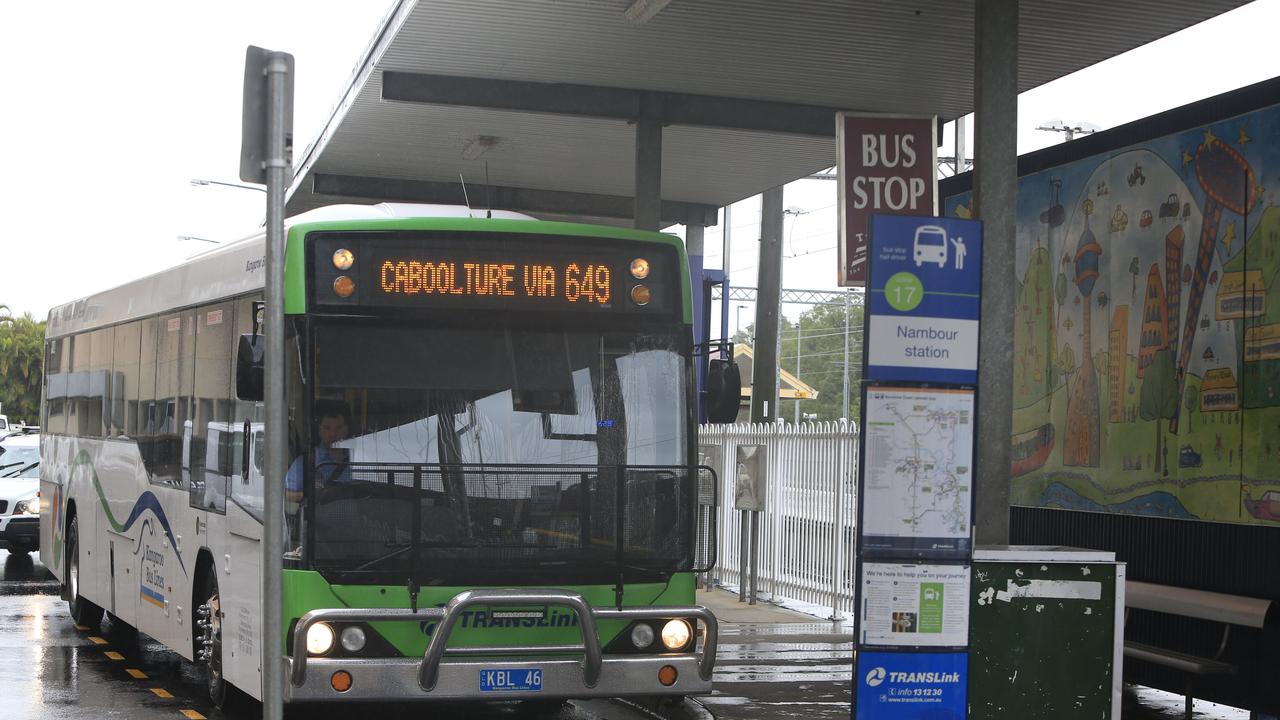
<box><xmin>479</xmin><ymin>668</ymin><xmax>543</xmax><ymax>693</ymax></box>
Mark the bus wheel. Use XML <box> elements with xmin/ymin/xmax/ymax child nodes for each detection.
<box><xmin>196</xmin><ymin>568</ymin><xmax>251</xmax><ymax>713</ymax></box>
<box><xmin>66</xmin><ymin>516</ymin><xmax>104</xmax><ymax>629</ymax></box>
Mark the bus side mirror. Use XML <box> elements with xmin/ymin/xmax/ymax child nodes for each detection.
<box><xmin>705</xmin><ymin>358</ymin><xmax>742</xmax><ymax>424</ymax></box>
<box><xmin>236</xmin><ymin>334</ymin><xmax>265</xmax><ymax>401</ymax></box>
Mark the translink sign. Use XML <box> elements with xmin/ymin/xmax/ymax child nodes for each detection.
<box><xmin>865</xmin><ymin>214</ymin><xmax>983</xmax><ymax>385</ymax></box>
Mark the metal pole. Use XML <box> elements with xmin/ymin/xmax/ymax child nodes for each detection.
<box><xmin>748</xmin><ymin>511</ymin><xmax>760</xmax><ymax>605</ymax></box>
<box><xmin>794</xmin><ymin>317</ymin><xmax>802</xmax><ymax>424</ymax></box>
<box><xmin>750</xmin><ymin>187</ymin><xmax>785</xmax><ymax>423</ymax></box>
<box><xmin>721</xmin><ymin>206</ymin><xmax>733</xmax><ymax>347</ymax></box>
<box><xmin>634</xmin><ymin>112</ymin><xmax>662</xmax><ymax>231</ymax></box>
<box><xmin>830</xmin><ymin>433</ymin><xmax>845</xmax><ymax>619</ymax></box>
<box><xmin>842</xmin><ymin>290</ymin><xmax>851</xmax><ymax>420</ymax></box>
<box><xmin>262</xmin><ymin>53</ymin><xmax>290</xmax><ymax>720</ymax></box>
<box><xmin>973</xmin><ymin>0</ymin><xmax>1018</xmax><ymax>545</ymax></box>
<box><xmin>738</xmin><ymin>510</ymin><xmax>749</xmax><ymax>602</ymax></box>
<box><xmin>955</xmin><ymin>115</ymin><xmax>967</xmax><ymax>176</ymax></box>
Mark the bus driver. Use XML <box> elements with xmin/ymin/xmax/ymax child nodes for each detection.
<box><xmin>286</xmin><ymin>404</ymin><xmax>354</xmax><ymax>502</ymax></box>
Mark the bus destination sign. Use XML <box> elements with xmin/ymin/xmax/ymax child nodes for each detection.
<box><xmin>374</xmin><ymin>254</ymin><xmax>614</xmax><ymax>307</ymax></box>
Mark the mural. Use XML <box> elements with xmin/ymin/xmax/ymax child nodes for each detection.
<box><xmin>947</xmin><ymin>100</ymin><xmax>1280</xmax><ymax>526</ymax></box>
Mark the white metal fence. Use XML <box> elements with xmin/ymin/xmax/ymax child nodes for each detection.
<box><xmin>698</xmin><ymin>421</ymin><xmax>858</xmax><ymax>619</ymax></box>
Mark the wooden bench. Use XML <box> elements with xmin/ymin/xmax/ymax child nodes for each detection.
<box><xmin>1124</xmin><ymin>580</ymin><xmax>1274</xmax><ymax>719</ymax></box>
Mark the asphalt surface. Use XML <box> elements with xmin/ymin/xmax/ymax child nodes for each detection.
<box><xmin>1</xmin><ymin>549</ymin><xmax>1257</xmax><ymax>720</ymax></box>
<box><xmin>0</xmin><ymin>549</ymin><xmax>698</xmax><ymax>720</ymax></box>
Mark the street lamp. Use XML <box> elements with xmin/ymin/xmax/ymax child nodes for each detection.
<box><xmin>191</xmin><ymin>178</ymin><xmax>266</xmax><ymax>192</ymax></box>
<box><xmin>176</xmin><ymin>235</ymin><xmax>220</xmax><ymax>244</ymax></box>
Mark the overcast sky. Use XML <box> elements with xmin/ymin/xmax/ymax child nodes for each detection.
<box><xmin>0</xmin><ymin>1</ymin><xmax>396</xmax><ymax>319</ymax></box>
<box><xmin>2</xmin><ymin>0</ymin><xmax>1278</xmax><ymax>324</ymax></box>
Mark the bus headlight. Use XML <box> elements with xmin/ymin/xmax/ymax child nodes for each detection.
<box><xmin>339</xmin><ymin>626</ymin><xmax>367</xmax><ymax>653</ymax></box>
<box><xmin>306</xmin><ymin>622</ymin><xmax>336</xmax><ymax>655</ymax></box>
<box><xmin>629</xmin><ymin>623</ymin><xmax>656</xmax><ymax>649</ymax></box>
<box><xmin>660</xmin><ymin>619</ymin><xmax>692</xmax><ymax>650</ymax></box>
<box><xmin>332</xmin><ymin>248</ymin><xmax>355</xmax><ymax>270</ymax></box>
<box><xmin>15</xmin><ymin>498</ymin><xmax>39</xmax><ymax>515</ymax></box>
<box><xmin>630</xmin><ymin>284</ymin><xmax>651</xmax><ymax>306</ymax></box>
<box><xmin>333</xmin><ymin>276</ymin><xmax>356</xmax><ymax>298</ymax></box>
<box><xmin>630</xmin><ymin>257</ymin><xmax>650</xmax><ymax>279</ymax></box>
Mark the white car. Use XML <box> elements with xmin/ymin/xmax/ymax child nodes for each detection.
<box><xmin>0</xmin><ymin>433</ymin><xmax>40</xmax><ymax>553</ymax></box>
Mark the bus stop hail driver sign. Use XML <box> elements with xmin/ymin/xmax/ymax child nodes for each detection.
<box><xmin>837</xmin><ymin>113</ymin><xmax>938</xmax><ymax>286</ymax></box>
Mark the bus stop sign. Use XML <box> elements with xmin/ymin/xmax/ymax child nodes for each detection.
<box><xmin>865</xmin><ymin>214</ymin><xmax>983</xmax><ymax>385</ymax></box>
<box><xmin>240</xmin><ymin>46</ymin><xmax>295</xmax><ymax>184</ymax></box>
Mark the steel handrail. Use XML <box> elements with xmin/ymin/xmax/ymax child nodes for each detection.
<box><xmin>418</xmin><ymin>589</ymin><xmax>602</xmax><ymax>690</ymax></box>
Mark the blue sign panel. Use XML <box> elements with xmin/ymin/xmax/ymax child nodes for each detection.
<box><xmin>866</xmin><ymin>215</ymin><xmax>983</xmax><ymax>385</ymax></box>
<box><xmin>855</xmin><ymin>651</ymin><xmax>968</xmax><ymax>720</ymax></box>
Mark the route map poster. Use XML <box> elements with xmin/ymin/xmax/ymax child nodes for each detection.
<box><xmin>860</xmin><ymin>386</ymin><xmax>974</xmax><ymax>556</ymax></box>
<box><xmin>859</xmin><ymin>563</ymin><xmax>970</xmax><ymax>647</ymax></box>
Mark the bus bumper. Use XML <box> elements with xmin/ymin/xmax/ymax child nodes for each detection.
<box><xmin>285</xmin><ymin>653</ymin><xmax>709</xmax><ymax>701</ymax></box>
<box><xmin>286</xmin><ymin>588</ymin><xmax>717</xmax><ymax>702</ymax></box>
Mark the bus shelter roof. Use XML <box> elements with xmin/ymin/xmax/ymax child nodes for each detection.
<box><xmin>286</xmin><ymin>0</ymin><xmax>1246</xmax><ymax>227</ymax></box>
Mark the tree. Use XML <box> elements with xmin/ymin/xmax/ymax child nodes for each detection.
<box><xmin>1056</xmin><ymin>343</ymin><xmax>1076</xmax><ymax>389</ymax></box>
<box><xmin>1139</xmin><ymin>349</ymin><xmax>1179</xmax><ymax>476</ymax></box>
<box><xmin>1129</xmin><ymin>256</ymin><xmax>1141</xmax><ymax>300</ymax></box>
<box><xmin>734</xmin><ymin>297</ymin><xmax>866</xmax><ymax>423</ymax></box>
<box><xmin>0</xmin><ymin>312</ymin><xmax>46</xmax><ymax>423</ymax></box>
<box><xmin>1183</xmin><ymin>384</ymin><xmax>1199</xmax><ymax>433</ymax></box>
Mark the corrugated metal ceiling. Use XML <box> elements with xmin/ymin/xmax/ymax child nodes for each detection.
<box><xmin>287</xmin><ymin>0</ymin><xmax>1247</xmax><ymax>222</ymax></box>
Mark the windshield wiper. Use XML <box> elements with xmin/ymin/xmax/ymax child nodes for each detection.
<box><xmin>353</xmin><ymin>543</ymin><xmax>412</xmax><ymax>571</ymax></box>
<box><xmin>1</xmin><ymin>462</ymin><xmax>35</xmax><ymax>478</ymax></box>
<box><xmin>0</xmin><ymin>462</ymin><xmax>22</xmax><ymax>472</ymax></box>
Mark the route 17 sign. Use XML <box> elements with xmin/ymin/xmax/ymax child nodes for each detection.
<box><xmin>865</xmin><ymin>215</ymin><xmax>983</xmax><ymax>385</ymax></box>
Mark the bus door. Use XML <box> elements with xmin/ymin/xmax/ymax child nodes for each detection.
<box><xmin>221</xmin><ymin>296</ymin><xmax>266</xmax><ymax>696</ymax></box>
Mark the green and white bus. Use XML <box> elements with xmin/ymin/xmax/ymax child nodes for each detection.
<box><xmin>40</xmin><ymin>203</ymin><xmax>724</xmax><ymax>708</ymax></box>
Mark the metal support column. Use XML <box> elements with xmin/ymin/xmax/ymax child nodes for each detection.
<box><xmin>842</xmin><ymin>290</ymin><xmax>851</xmax><ymax>421</ymax></box>
<box><xmin>262</xmin><ymin>53</ymin><xmax>291</xmax><ymax>720</ymax></box>
<box><xmin>721</xmin><ymin>205</ymin><xmax>733</xmax><ymax>341</ymax></box>
<box><xmin>973</xmin><ymin>0</ymin><xmax>1018</xmax><ymax>545</ymax></box>
<box><xmin>634</xmin><ymin>112</ymin><xmax>662</xmax><ymax>231</ymax></box>
<box><xmin>688</xmin><ymin>224</ymin><xmax>708</xmax><ymax>420</ymax></box>
<box><xmin>750</xmin><ymin>186</ymin><xmax>785</xmax><ymax>423</ymax></box>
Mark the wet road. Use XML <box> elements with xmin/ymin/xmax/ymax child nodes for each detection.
<box><xmin>0</xmin><ymin>549</ymin><xmax>699</xmax><ymax>720</ymax></box>
<box><xmin>3</xmin><ymin>550</ymin><xmax>1256</xmax><ymax>720</ymax></box>
<box><xmin>702</xmin><ymin>620</ymin><xmax>852</xmax><ymax>720</ymax></box>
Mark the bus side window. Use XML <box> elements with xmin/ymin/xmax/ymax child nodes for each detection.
<box><xmin>44</xmin><ymin>338</ymin><xmax>69</xmax><ymax>435</ymax></box>
<box><xmin>190</xmin><ymin>302</ymin><xmax>234</xmax><ymax>513</ymax></box>
<box><xmin>88</xmin><ymin>326</ymin><xmax>114</xmax><ymax>439</ymax></box>
<box><xmin>67</xmin><ymin>333</ymin><xmax>92</xmax><ymax>437</ymax></box>
<box><xmin>137</xmin><ymin>318</ymin><xmax>160</xmax><ymax>478</ymax></box>
<box><xmin>153</xmin><ymin>314</ymin><xmax>185</xmax><ymax>485</ymax></box>
<box><xmin>111</xmin><ymin>322</ymin><xmax>141</xmax><ymax>439</ymax></box>
<box><xmin>231</xmin><ymin>296</ymin><xmax>266</xmax><ymax>521</ymax></box>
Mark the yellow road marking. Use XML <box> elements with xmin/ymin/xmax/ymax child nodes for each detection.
<box><xmin>126</xmin><ymin>668</ymin><xmax>147</xmax><ymax>679</ymax></box>
<box><xmin>104</xmin><ymin>651</ymin><xmax>125</xmax><ymax>660</ymax></box>
<box><xmin>88</xmin><ymin>636</ymin><xmax>108</xmax><ymax>645</ymax></box>
<box><xmin>180</xmin><ymin>711</ymin><xmax>207</xmax><ymax>720</ymax></box>
<box><xmin>149</xmin><ymin>688</ymin><xmax>174</xmax><ymax>699</ymax></box>
<box><xmin>73</xmin><ymin>624</ymin><xmax>90</xmax><ymax>631</ymax></box>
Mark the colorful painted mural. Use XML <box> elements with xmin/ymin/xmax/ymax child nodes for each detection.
<box><xmin>947</xmin><ymin>99</ymin><xmax>1280</xmax><ymax>526</ymax></box>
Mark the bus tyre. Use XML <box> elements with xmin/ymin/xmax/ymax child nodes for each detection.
<box><xmin>66</xmin><ymin>516</ymin><xmax>104</xmax><ymax>629</ymax></box>
<box><xmin>197</xmin><ymin>567</ymin><xmax>251</xmax><ymax>713</ymax></box>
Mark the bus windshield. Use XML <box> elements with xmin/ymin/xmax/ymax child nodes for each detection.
<box><xmin>302</xmin><ymin>319</ymin><xmax>693</xmax><ymax>584</ymax></box>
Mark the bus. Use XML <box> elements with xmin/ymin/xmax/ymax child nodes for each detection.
<box><xmin>39</xmin><ymin>203</ymin><xmax>729</xmax><ymax>709</ymax></box>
